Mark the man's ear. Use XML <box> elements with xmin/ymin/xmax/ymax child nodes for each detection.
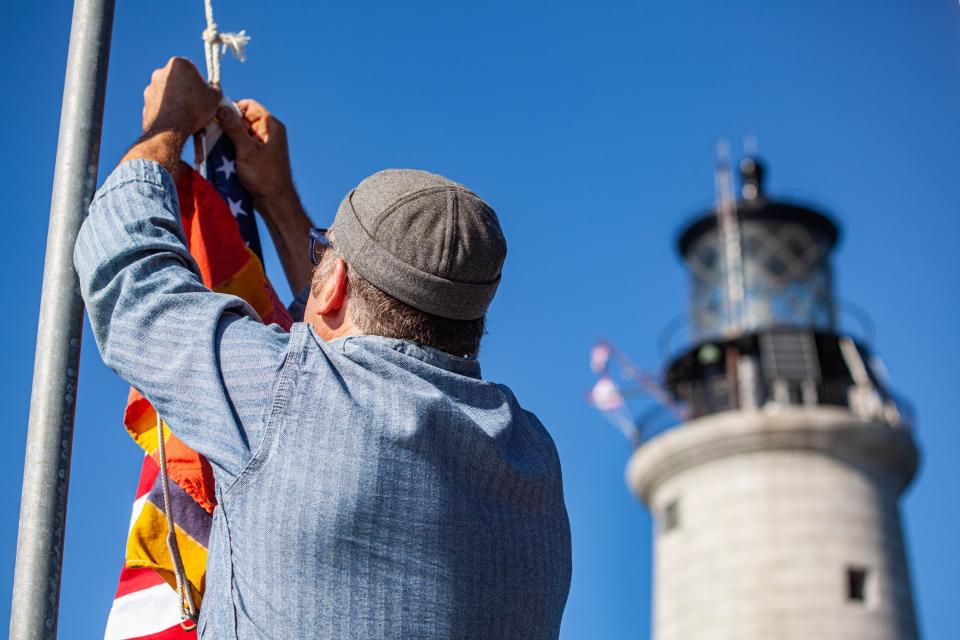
<box><xmin>314</xmin><ymin>258</ymin><xmax>349</xmax><ymax>316</ymax></box>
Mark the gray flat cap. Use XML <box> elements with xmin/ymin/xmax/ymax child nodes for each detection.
<box><xmin>330</xmin><ymin>169</ymin><xmax>506</xmax><ymax>320</ymax></box>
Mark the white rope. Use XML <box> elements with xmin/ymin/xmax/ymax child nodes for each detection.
<box><xmin>201</xmin><ymin>0</ymin><xmax>249</xmax><ymax>85</ymax></box>
<box><xmin>156</xmin><ymin>414</ymin><xmax>199</xmax><ymax>630</ymax></box>
<box><xmin>152</xmin><ymin>6</ymin><xmax>248</xmax><ymax>630</ymax></box>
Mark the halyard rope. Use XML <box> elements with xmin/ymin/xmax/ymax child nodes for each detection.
<box><xmin>157</xmin><ymin>414</ymin><xmax>199</xmax><ymax>629</ymax></box>
<box><xmin>153</xmin><ymin>3</ymin><xmax>249</xmax><ymax>628</ymax></box>
<box><xmin>201</xmin><ymin>0</ymin><xmax>249</xmax><ymax>85</ymax></box>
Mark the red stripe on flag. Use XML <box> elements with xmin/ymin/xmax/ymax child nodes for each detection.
<box><xmin>135</xmin><ymin>455</ymin><xmax>160</xmax><ymax>500</ymax></box>
<box><xmin>114</xmin><ymin>567</ymin><xmax>167</xmax><ymax>599</ymax></box>
<box><xmin>127</xmin><ymin>623</ymin><xmax>197</xmax><ymax>640</ymax></box>
<box><xmin>176</xmin><ymin>166</ymin><xmax>251</xmax><ymax>289</ymax></box>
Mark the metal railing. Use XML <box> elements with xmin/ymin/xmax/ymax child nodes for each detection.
<box><xmin>633</xmin><ymin>377</ymin><xmax>915</xmax><ymax>447</ymax></box>
<box><xmin>656</xmin><ymin>298</ymin><xmax>878</xmax><ymax>363</ymax></box>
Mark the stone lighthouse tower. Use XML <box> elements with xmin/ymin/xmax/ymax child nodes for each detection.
<box><xmin>626</xmin><ymin>157</ymin><xmax>920</xmax><ymax>639</ymax></box>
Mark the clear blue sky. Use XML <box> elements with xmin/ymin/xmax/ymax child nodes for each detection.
<box><xmin>2</xmin><ymin>1</ymin><xmax>958</xmax><ymax>637</ymax></box>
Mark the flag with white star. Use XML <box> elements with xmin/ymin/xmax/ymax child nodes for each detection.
<box><xmin>196</xmin><ymin>110</ymin><xmax>263</xmax><ymax>259</ymax></box>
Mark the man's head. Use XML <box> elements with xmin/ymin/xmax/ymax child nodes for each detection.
<box><xmin>304</xmin><ymin>169</ymin><xmax>507</xmax><ymax>358</ymax></box>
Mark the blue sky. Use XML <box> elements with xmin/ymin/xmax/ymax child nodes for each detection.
<box><xmin>2</xmin><ymin>1</ymin><xmax>959</xmax><ymax>637</ymax></box>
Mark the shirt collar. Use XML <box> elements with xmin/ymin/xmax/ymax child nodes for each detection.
<box><xmin>317</xmin><ymin>329</ymin><xmax>482</xmax><ymax>379</ymax></box>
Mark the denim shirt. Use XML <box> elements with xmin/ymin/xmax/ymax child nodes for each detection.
<box><xmin>75</xmin><ymin>160</ymin><xmax>572</xmax><ymax>639</ymax></box>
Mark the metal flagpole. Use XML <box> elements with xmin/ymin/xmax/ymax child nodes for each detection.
<box><xmin>11</xmin><ymin>0</ymin><xmax>115</xmax><ymax>637</ymax></box>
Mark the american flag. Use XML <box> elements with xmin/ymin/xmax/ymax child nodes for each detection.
<box><xmin>198</xmin><ymin>110</ymin><xmax>263</xmax><ymax>260</ymax></box>
<box><xmin>104</xmin><ymin>115</ymin><xmax>291</xmax><ymax>639</ymax></box>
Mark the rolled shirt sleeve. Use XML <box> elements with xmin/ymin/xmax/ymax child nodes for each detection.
<box><xmin>74</xmin><ymin>159</ymin><xmax>290</xmax><ymax>484</ymax></box>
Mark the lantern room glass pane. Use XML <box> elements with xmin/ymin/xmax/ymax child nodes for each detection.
<box><xmin>684</xmin><ymin>217</ymin><xmax>836</xmax><ymax>340</ymax></box>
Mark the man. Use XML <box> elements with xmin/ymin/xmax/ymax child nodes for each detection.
<box><xmin>75</xmin><ymin>57</ymin><xmax>572</xmax><ymax>639</ymax></box>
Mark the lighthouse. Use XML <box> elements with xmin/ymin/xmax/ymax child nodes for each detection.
<box><xmin>626</xmin><ymin>157</ymin><xmax>920</xmax><ymax>639</ymax></box>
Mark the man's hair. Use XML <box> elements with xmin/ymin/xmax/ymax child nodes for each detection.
<box><xmin>314</xmin><ymin>243</ymin><xmax>486</xmax><ymax>358</ymax></box>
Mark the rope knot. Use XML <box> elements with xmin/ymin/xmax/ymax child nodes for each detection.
<box><xmin>202</xmin><ymin>23</ymin><xmax>219</xmax><ymax>44</ymax></box>
<box><xmin>200</xmin><ymin>0</ymin><xmax>249</xmax><ymax>86</ymax></box>
<box><xmin>202</xmin><ymin>23</ymin><xmax>249</xmax><ymax>61</ymax></box>
<box><xmin>216</xmin><ymin>30</ymin><xmax>250</xmax><ymax>62</ymax></box>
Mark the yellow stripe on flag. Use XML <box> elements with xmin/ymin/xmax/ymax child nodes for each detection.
<box><xmin>125</xmin><ymin>499</ymin><xmax>208</xmax><ymax>606</ymax></box>
<box><xmin>214</xmin><ymin>248</ymin><xmax>275</xmax><ymax>320</ymax></box>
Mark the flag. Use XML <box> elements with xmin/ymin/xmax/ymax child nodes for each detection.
<box><xmin>586</xmin><ymin>375</ymin><xmax>640</xmax><ymax>444</ymax></box>
<box><xmin>199</xmin><ymin>117</ymin><xmax>262</xmax><ymax>259</ymax></box>
<box><xmin>104</xmin><ymin>128</ymin><xmax>292</xmax><ymax>639</ymax></box>
<box><xmin>587</xmin><ymin>376</ymin><xmax>624</xmax><ymax>411</ymax></box>
<box><xmin>589</xmin><ymin>342</ymin><xmax>611</xmax><ymax>374</ymax></box>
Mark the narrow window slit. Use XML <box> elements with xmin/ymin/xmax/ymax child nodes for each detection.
<box><xmin>662</xmin><ymin>500</ymin><xmax>680</xmax><ymax>533</ymax></box>
<box><xmin>847</xmin><ymin>567</ymin><xmax>870</xmax><ymax>604</ymax></box>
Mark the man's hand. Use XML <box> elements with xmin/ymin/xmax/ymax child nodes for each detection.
<box><xmin>122</xmin><ymin>57</ymin><xmax>221</xmax><ymax>175</ymax></box>
<box><xmin>142</xmin><ymin>57</ymin><xmax>221</xmax><ymax>137</ymax></box>
<box><xmin>218</xmin><ymin>99</ymin><xmax>315</xmax><ymax>294</ymax></box>
<box><xmin>217</xmin><ymin>99</ymin><xmax>296</xmax><ymax>207</ymax></box>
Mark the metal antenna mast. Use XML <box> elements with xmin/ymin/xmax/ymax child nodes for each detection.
<box><xmin>714</xmin><ymin>140</ymin><xmax>745</xmax><ymax>335</ymax></box>
<box><xmin>11</xmin><ymin>1</ymin><xmax>115</xmax><ymax>637</ymax></box>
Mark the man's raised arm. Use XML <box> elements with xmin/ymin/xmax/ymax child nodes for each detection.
<box><xmin>74</xmin><ymin>58</ymin><xmax>290</xmax><ymax>483</ymax></box>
